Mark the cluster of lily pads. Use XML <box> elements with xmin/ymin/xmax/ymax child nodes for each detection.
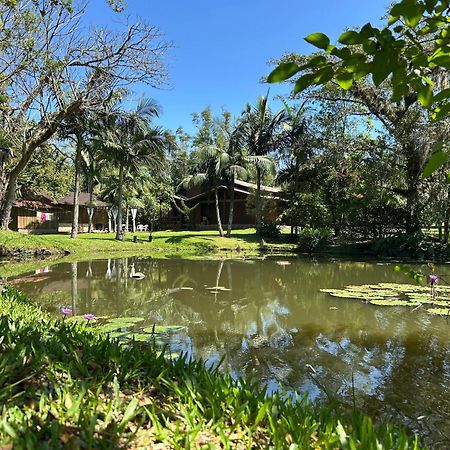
<box><xmin>59</xmin><ymin>307</ymin><xmax>184</xmax><ymax>344</ymax></box>
<box><xmin>321</xmin><ymin>282</ymin><xmax>450</xmax><ymax>316</ymax></box>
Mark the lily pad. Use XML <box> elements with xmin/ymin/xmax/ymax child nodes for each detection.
<box><xmin>369</xmin><ymin>300</ymin><xmax>419</xmax><ymax>307</ymax></box>
<box><xmin>427</xmin><ymin>308</ymin><xmax>450</xmax><ymax>316</ymax></box>
<box><xmin>321</xmin><ymin>282</ymin><xmax>450</xmax><ymax>315</ymax></box>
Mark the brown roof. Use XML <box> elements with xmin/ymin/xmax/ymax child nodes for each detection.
<box><xmin>56</xmin><ymin>192</ymin><xmax>109</xmax><ymax>207</ymax></box>
<box><xmin>182</xmin><ymin>179</ymin><xmax>282</xmax><ymax>202</ymax></box>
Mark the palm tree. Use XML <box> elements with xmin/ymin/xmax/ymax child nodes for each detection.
<box><xmin>277</xmin><ymin>101</ymin><xmax>313</xmax><ymax>235</ymax></box>
<box><xmin>213</xmin><ymin>119</ymin><xmax>248</xmax><ymax>237</ymax></box>
<box><xmin>241</xmin><ymin>95</ymin><xmax>284</xmax><ymax>230</ymax></box>
<box><xmin>95</xmin><ymin>98</ymin><xmax>165</xmax><ymax>240</ymax></box>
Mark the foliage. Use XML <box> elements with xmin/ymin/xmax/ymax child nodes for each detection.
<box><xmin>281</xmin><ymin>192</ymin><xmax>330</xmax><ymax>229</ymax></box>
<box><xmin>297</xmin><ymin>227</ymin><xmax>332</xmax><ymax>253</ymax></box>
<box><xmin>372</xmin><ymin>231</ymin><xmax>449</xmax><ymax>259</ymax></box>
<box><xmin>257</xmin><ymin>221</ymin><xmax>281</xmax><ymax>238</ymax></box>
<box><xmin>0</xmin><ymin>286</ymin><xmax>423</xmax><ymax>448</ymax></box>
<box><xmin>17</xmin><ymin>145</ymin><xmax>74</xmax><ymax>200</ymax></box>
<box><xmin>268</xmin><ymin>0</ymin><xmax>450</xmax><ymax>182</ymax></box>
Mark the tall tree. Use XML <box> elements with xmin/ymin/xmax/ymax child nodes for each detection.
<box><xmin>0</xmin><ymin>0</ymin><xmax>170</xmax><ymax>229</ymax></box>
<box><xmin>241</xmin><ymin>96</ymin><xmax>283</xmax><ymax>230</ymax></box>
<box><xmin>96</xmin><ymin>98</ymin><xmax>165</xmax><ymax>240</ymax></box>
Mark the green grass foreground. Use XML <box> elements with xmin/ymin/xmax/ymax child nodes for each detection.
<box><xmin>0</xmin><ymin>229</ymin><xmax>296</xmax><ymax>259</ymax></box>
<box><xmin>0</xmin><ymin>287</ymin><xmax>422</xmax><ymax>449</ymax></box>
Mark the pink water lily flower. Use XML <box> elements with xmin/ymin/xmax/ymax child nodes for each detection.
<box><xmin>429</xmin><ymin>274</ymin><xmax>439</xmax><ymax>285</ymax></box>
<box><xmin>83</xmin><ymin>313</ymin><xmax>96</xmax><ymax>322</ymax></box>
<box><xmin>60</xmin><ymin>307</ymin><xmax>72</xmax><ymax>320</ymax></box>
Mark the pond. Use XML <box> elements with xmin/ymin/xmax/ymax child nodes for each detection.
<box><xmin>8</xmin><ymin>256</ymin><xmax>450</xmax><ymax>448</ymax></box>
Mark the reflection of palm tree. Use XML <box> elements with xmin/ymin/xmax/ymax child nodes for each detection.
<box><xmin>71</xmin><ymin>262</ymin><xmax>78</xmax><ymax>314</ymax></box>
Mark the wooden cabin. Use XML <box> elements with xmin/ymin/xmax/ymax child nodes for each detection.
<box><xmin>11</xmin><ymin>192</ymin><xmax>109</xmax><ymax>234</ymax></box>
<box><xmin>160</xmin><ymin>180</ymin><xmax>283</xmax><ymax>230</ymax></box>
<box><xmin>56</xmin><ymin>192</ymin><xmax>109</xmax><ymax>232</ymax></box>
<box><xmin>11</xmin><ymin>194</ymin><xmax>59</xmax><ymax>234</ymax></box>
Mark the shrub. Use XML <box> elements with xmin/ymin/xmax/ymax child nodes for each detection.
<box><xmin>257</xmin><ymin>221</ymin><xmax>281</xmax><ymax>238</ymax></box>
<box><xmin>297</xmin><ymin>228</ymin><xmax>332</xmax><ymax>252</ymax></box>
<box><xmin>372</xmin><ymin>231</ymin><xmax>449</xmax><ymax>260</ymax></box>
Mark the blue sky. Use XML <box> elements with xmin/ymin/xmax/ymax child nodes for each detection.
<box><xmin>86</xmin><ymin>0</ymin><xmax>390</xmax><ymax>134</ymax></box>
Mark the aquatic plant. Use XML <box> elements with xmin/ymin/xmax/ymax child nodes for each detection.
<box><xmin>59</xmin><ymin>307</ymin><xmax>72</xmax><ymax>319</ymax></box>
<box><xmin>321</xmin><ymin>282</ymin><xmax>450</xmax><ymax>315</ymax></box>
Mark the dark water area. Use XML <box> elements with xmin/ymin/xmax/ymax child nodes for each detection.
<box><xmin>9</xmin><ymin>256</ymin><xmax>450</xmax><ymax>447</ymax></box>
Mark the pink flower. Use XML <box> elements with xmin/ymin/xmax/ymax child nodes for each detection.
<box><xmin>60</xmin><ymin>307</ymin><xmax>72</xmax><ymax>320</ymax></box>
<box><xmin>429</xmin><ymin>274</ymin><xmax>439</xmax><ymax>285</ymax></box>
<box><xmin>83</xmin><ymin>313</ymin><xmax>96</xmax><ymax>322</ymax></box>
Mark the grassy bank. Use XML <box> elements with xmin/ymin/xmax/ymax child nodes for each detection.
<box><xmin>0</xmin><ymin>229</ymin><xmax>296</xmax><ymax>259</ymax></box>
<box><xmin>0</xmin><ymin>287</ymin><xmax>421</xmax><ymax>449</ymax></box>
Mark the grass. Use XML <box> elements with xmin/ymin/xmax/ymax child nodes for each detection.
<box><xmin>0</xmin><ymin>286</ymin><xmax>422</xmax><ymax>449</ymax></box>
<box><xmin>0</xmin><ymin>229</ymin><xmax>296</xmax><ymax>259</ymax></box>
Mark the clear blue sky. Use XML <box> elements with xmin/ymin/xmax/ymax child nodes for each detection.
<box><xmin>85</xmin><ymin>0</ymin><xmax>390</xmax><ymax>135</ymax></box>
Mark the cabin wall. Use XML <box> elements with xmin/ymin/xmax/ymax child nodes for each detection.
<box><xmin>11</xmin><ymin>207</ymin><xmax>59</xmax><ymax>234</ymax></box>
<box><xmin>58</xmin><ymin>205</ymin><xmax>108</xmax><ymax>232</ymax></box>
<box><xmin>161</xmin><ymin>189</ymin><xmax>281</xmax><ymax>230</ymax></box>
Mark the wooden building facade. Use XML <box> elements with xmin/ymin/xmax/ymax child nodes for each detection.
<box><xmin>11</xmin><ymin>192</ymin><xmax>109</xmax><ymax>234</ymax></box>
<box><xmin>160</xmin><ymin>180</ymin><xmax>283</xmax><ymax>230</ymax></box>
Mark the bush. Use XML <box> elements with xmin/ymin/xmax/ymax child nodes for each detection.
<box><xmin>297</xmin><ymin>228</ymin><xmax>332</xmax><ymax>253</ymax></box>
<box><xmin>372</xmin><ymin>231</ymin><xmax>449</xmax><ymax>260</ymax></box>
<box><xmin>257</xmin><ymin>221</ymin><xmax>281</xmax><ymax>238</ymax></box>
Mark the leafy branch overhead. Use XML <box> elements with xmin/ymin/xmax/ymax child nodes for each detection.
<box><xmin>268</xmin><ymin>0</ymin><xmax>450</xmax><ymax>177</ymax></box>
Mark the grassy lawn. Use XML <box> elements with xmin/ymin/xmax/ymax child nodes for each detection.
<box><xmin>0</xmin><ymin>287</ymin><xmax>421</xmax><ymax>449</ymax></box>
<box><xmin>0</xmin><ymin>229</ymin><xmax>297</xmax><ymax>259</ymax></box>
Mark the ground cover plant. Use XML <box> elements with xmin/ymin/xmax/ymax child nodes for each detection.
<box><xmin>0</xmin><ymin>286</ymin><xmax>423</xmax><ymax>449</ymax></box>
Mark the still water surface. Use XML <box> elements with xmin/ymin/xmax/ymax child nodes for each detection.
<box><xmin>10</xmin><ymin>256</ymin><xmax>450</xmax><ymax>447</ymax></box>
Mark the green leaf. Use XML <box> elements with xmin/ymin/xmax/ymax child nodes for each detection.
<box><xmin>371</xmin><ymin>52</ymin><xmax>393</xmax><ymax>86</ymax></box>
<box><xmin>388</xmin><ymin>15</ymin><xmax>400</xmax><ymax>25</ymax></box>
<box><xmin>445</xmin><ymin>172</ymin><xmax>450</xmax><ymax>184</ymax></box>
<box><xmin>304</xmin><ymin>32</ymin><xmax>330</xmax><ymax>50</ymax></box>
<box><xmin>417</xmin><ymin>84</ymin><xmax>434</xmax><ymax>108</ymax></box>
<box><xmin>312</xmin><ymin>66</ymin><xmax>334</xmax><ymax>84</ymax></box>
<box><xmin>267</xmin><ymin>63</ymin><xmax>300</xmax><ymax>83</ymax></box>
<box><xmin>336</xmin><ymin>72</ymin><xmax>354</xmax><ymax>90</ymax></box>
<box><xmin>422</xmin><ymin>150</ymin><xmax>449</xmax><ymax>178</ymax></box>
<box><xmin>338</xmin><ymin>31</ymin><xmax>361</xmax><ymax>45</ymax></box>
<box><xmin>432</xmin><ymin>103</ymin><xmax>450</xmax><ymax>121</ymax></box>
<box><xmin>293</xmin><ymin>74</ymin><xmax>313</xmax><ymax>94</ymax></box>
<box><xmin>433</xmin><ymin>88</ymin><xmax>450</xmax><ymax>103</ymax></box>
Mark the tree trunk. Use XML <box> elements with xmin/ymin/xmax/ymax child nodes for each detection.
<box><xmin>405</xmin><ymin>185</ymin><xmax>421</xmax><ymax>234</ymax></box>
<box><xmin>71</xmin><ymin>136</ymin><xmax>83</xmax><ymax>239</ymax></box>
<box><xmin>116</xmin><ymin>163</ymin><xmax>124</xmax><ymax>240</ymax></box>
<box><xmin>444</xmin><ymin>221</ymin><xmax>449</xmax><ymax>244</ymax></box>
<box><xmin>1</xmin><ymin>144</ymin><xmax>36</xmax><ymax>230</ymax></box>
<box><xmin>126</xmin><ymin>205</ymin><xmax>129</xmax><ymax>233</ymax></box>
<box><xmin>0</xmin><ymin>171</ymin><xmax>19</xmax><ymax>230</ymax></box>
<box><xmin>214</xmin><ymin>187</ymin><xmax>224</xmax><ymax>237</ymax></box>
<box><xmin>226</xmin><ymin>177</ymin><xmax>235</xmax><ymax>237</ymax></box>
<box><xmin>255</xmin><ymin>166</ymin><xmax>262</xmax><ymax>231</ymax></box>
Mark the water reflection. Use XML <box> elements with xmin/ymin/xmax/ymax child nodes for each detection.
<box><xmin>10</xmin><ymin>257</ymin><xmax>450</xmax><ymax>448</ymax></box>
